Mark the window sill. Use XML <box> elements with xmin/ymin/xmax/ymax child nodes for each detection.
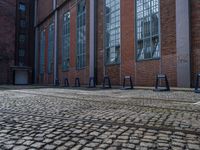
<box><xmin>105</xmin><ymin>63</ymin><xmax>120</xmax><ymax>67</ymax></box>
<box><xmin>62</xmin><ymin>69</ymin><xmax>69</xmax><ymax>72</ymax></box>
<box><xmin>136</xmin><ymin>57</ymin><xmax>160</xmax><ymax>62</ymax></box>
<box><xmin>76</xmin><ymin>67</ymin><xmax>86</xmax><ymax>71</ymax></box>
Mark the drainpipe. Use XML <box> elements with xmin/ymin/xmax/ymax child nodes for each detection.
<box><xmin>53</xmin><ymin>0</ymin><xmax>58</xmax><ymax>85</ymax></box>
<box><xmin>176</xmin><ymin>0</ymin><xmax>191</xmax><ymax>87</ymax></box>
<box><xmin>34</xmin><ymin>0</ymin><xmax>38</xmax><ymax>84</ymax></box>
<box><xmin>89</xmin><ymin>0</ymin><xmax>95</xmax><ymax>78</ymax></box>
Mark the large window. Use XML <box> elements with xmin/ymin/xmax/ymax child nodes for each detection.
<box><xmin>136</xmin><ymin>0</ymin><xmax>160</xmax><ymax>60</ymax></box>
<box><xmin>40</xmin><ymin>30</ymin><xmax>45</xmax><ymax>74</ymax></box>
<box><xmin>48</xmin><ymin>23</ymin><xmax>54</xmax><ymax>73</ymax></box>
<box><xmin>76</xmin><ymin>0</ymin><xmax>86</xmax><ymax>69</ymax></box>
<box><xmin>62</xmin><ymin>12</ymin><xmax>70</xmax><ymax>71</ymax></box>
<box><xmin>105</xmin><ymin>0</ymin><xmax>120</xmax><ymax>64</ymax></box>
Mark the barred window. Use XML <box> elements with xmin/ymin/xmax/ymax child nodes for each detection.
<box><xmin>48</xmin><ymin>23</ymin><xmax>54</xmax><ymax>73</ymax></box>
<box><xmin>19</xmin><ymin>33</ymin><xmax>26</xmax><ymax>48</ymax></box>
<box><xmin>19</xmin><ymin>2</ymin><xmax>26</xmax><ymax>17</ymax></box>
<box><xmin>20</xmin><ymin>19</ymin><xmax>26</xmax><ymax>29</ymax></box>
<box><xmin>136</xmin><ymin>0</ymin><xmax>160</xmax><ymax>60</ymax></box>
<box><xmin>19</xmin><ymin>48</ymin><xmax>25</xmax><ymax>66</ymax></box>
<box><xmin>105</xmin><ymin>0</ymin><xmax>120</xmax><ymax>64</ymax></box>
<box><xmin>62</xmin><ymin>12</ymin><xmax>70</xmax><ymax>71</ymax></box>
<box><xmin>76</xmin><ymin>0</ymin><xmax>86</xmax><ymax>69</ymax></box>
<box><xmin>40</xmin><ymin>30</ymin><xmax>45</xmax><ymax>74</ymax></box>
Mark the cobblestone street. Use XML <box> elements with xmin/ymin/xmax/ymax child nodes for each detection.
<box><xmin>0</xmin><ymin>86</ymin><xmax>200</xmax><ymax>150</ymax></box>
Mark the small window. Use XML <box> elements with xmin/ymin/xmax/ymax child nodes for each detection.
<box><xmin>20</xmin><ymin>19</ymin><xmax>26</xmax><ymax>28</ymax></box>
<box><xmin>18</xmin><ymin>48</ymin><xmax>25</xmax><ymax>66</ymax></box>
<box><xmin>19</xmin><ymin>3</ymin><xmax>26</xmax><ymax>12</ymax></box>
<box><xmin>19</xmin><ymin>34</ymin><xmax>26</xmax><ymax>48</ymax></box>
<box><xmin>19</xmin><ymin>34</ymin><xmax>26</xmax><ymax>42</ymax></box>
<box><xmin>40</xmin><ymin>30</ymin><xmax>45</xmax><ymax>74</ymax></box>
<box><xmin>19</xmin><ymin>48</ymin><xmax>25</xmax><ymax>57</ymax></box>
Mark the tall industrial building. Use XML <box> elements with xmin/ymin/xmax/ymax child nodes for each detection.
<box><xmin>0</xmin><ymin>0</ymin><xmax>200</xmax><ymax>88</ymax></box>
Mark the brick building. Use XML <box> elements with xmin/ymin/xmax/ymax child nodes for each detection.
<box><xmin>0</xmin><ymin>0</ymin><xmax>35</xmax><ymax>84</ymax></box>
<box><xmin>9</xmin><ymin>0</ymin><xmax>200</xmax><ymax>87</ymax></box>
<box><xmin>0</xmin><ymin>0</ymin><xmax>16</xmax><ymax>84</ymax></box>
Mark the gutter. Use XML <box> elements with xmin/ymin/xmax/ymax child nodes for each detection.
<box><xmin>89</xmin><ymin>0</ymin><xmax>95</xmax><ymax>78</ymax></box>
<box><xmin>34</xmin><ymin>0</ymin><xmax>38</xmax><ymax>83</ymax></box>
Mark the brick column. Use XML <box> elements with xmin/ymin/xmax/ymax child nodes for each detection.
<box><xmin>176</xmin><ymin>0</ymin><xmax>191</xmax><ymax>87</ymax></box>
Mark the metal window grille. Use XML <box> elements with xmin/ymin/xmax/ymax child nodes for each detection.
<box><xmin>105</xmin><ymin>0</ymin><xmax>120</xmax><ymax>64</ymax></box>
<box><xmin>48</xmin><ymin>23</ymin><xmax>54</xmax><ymax>73</ymax></box>
<box><xmin>136</xmin><ymin>0</ymin><xmax>160</xmax><ymax>60</ymax></box>
<box><xmin>40</xmin><ymin>30</ymin><xmax>45</xmax><ymax>74</ymax></box>
<box><xmin>62</xmin><ymin>12</ymin><xmax>70</xmax><ymax>71</ymax></box>
<box><xmin>76</xmin><ymin>0</ymin><xmax>86</xmax><ymax>69</ymax></box>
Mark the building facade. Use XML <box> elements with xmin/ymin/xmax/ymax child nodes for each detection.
<box><xmin>0</xmin><ymin>0</ymin><xmax>35</xmax><ymax>84</ymax></box>
<box><xmin>0</xmin><ymin>0</ymin><xmax>16</xmax><ymax>84</ymax></box>
<box><xmin>2</xmin><ymin>0</ymin><xmax>199</xmax><ymax>87</ymax></box>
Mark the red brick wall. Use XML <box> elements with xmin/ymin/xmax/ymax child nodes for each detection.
<box><xmin>38</xmin><ymin>19</ymin><xmax>55</xmax><ymax>85</ymax></box>
<box><xmin>160</xmin><ymin>0</ymin><xmax>177</xmax><ymax>87</ymax></box>
<box><xmin>120</xmin><ymin>0</ymin><xmax>135</xmax><ymax>85</ymax></box>
<box><xmin>0</xmin><ymin>0</ymin><xmax>16</xmax><ymax>84</ymax></box>
<box><xmin>37</xmin><ymin>0</ymin><xmax>90</xmax><ymax>86</ymax></box>
<box><xmin>134</xmin><ymin>0</ymin><xmax>177</xmax><ymax>87</ymax></box>
<box><xmin>96</xmin><ymin>0</ymin><xmax>104</xmax><ymax>85</ymax></box>
<box><xmin>191</xmin><ymin>0</ymin><xmax>200</xmax><ymax>86</ymax></box>
<box><xmin>96</xmin><ymin>0</ymin><xmax>120</xmax><ymax>85</ymax></box>
<box><xmin>36</xmin><ymin>0</ymin><xmax>200</xmax><ymax>87</ymax></box>
<box><xmin>57</xmin><ymin>0</ymin><xmax>90</xmax><ymax>86</ymax></box>
<box><xmin>96</xmin><ymin>0</ymin><xmax>177</xmax><ymax>87</ymax></box>
<box><xmin>37</xmin><ymin>0</ymin><xmax>53</xmax><ymax>24</ymax></box>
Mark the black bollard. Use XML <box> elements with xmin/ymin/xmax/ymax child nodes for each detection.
<box><xmin>75</xmin><ymin>77</ymin><xmax>80</xmax><ymax>87</ymax></box>
<box><xmin>154</xmin><ymin>74</ymin><xmax>170</xmax><ymax>91</ymax></box>
<box><xmin>103</xmin><ymin>76</ymin><xmax>111</xmax><ymax>89</ymax></box>
<box><xmin>121</xmin><ymin>76</ymin><xmax>133</xmax><ymax>90</ymax></box>
<box><xmin>64</xmin><ymin>78</ymin><xmax>69</xmax><ymax>87</ymax></box>
<box><xmin>195</xmin><ymin>73</ymin><xmax>200</xmax><ymax>93</ymax></box>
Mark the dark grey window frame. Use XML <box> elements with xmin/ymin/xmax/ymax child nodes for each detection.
<box><xmin>135</xmin><ymin>0</ymin><xmax>161</xmax><ymax>61</ymax></box>
<box><xmin>104</xmin><ymin>0</ymin><xmax>121</xmax><ymax>65</ymax></box>
<box><xmin>76</xmin><ymin>0</ymin><xmax>86</xmax><ymax>70</ymax></box>
<box><xmin>62</xmin><ymin>11</ymin><xmax>70</xmax><ymax>71</ymax></box>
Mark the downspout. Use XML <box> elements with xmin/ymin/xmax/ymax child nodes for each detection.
<box><xmin>94</xmin><ymin>0</ymin><xmax>97</xmax><ymax>82</ymax></box>
<box><xmin>89</xmin><ymin>0</ymin><xmax>95</xmax><ymax>78</ymax></box>
<box><xmin>34</xmin><ymin>0</ymin><xmax>38</xmax><ymax>84</ymax></box>
<box><xmin>53</xmin><ymin>0</ymin><xmax>58</xmax><ymax>85</ymax></box>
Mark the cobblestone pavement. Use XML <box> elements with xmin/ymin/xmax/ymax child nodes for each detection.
<box><xmin>0</xmin><ymin>87</ymin><xmax>200</xmax><ymax>150</ymax></box>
